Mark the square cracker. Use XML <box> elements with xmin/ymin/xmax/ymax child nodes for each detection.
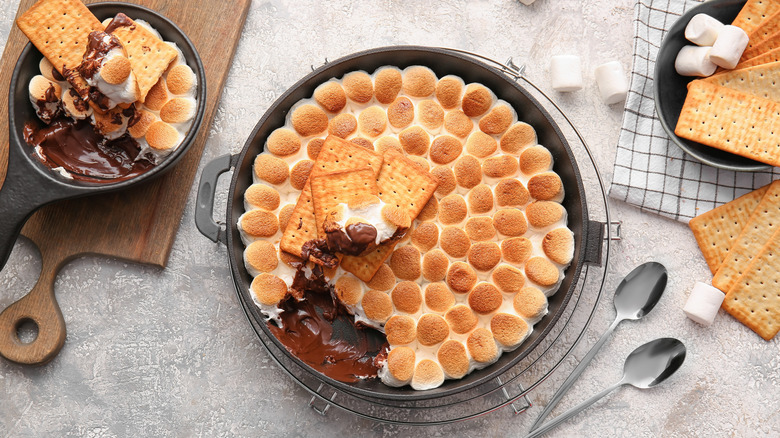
<box><xmin>674</xmin><ymin>80</ymin><xmax>780</xmax><ymax>167</ymax></box>
<box><xmin>702</xmin><ymin>61</ymin><xmax>780</xmax><ymax>101</ymax></box>
<box><xmin>17</xmin><ymin>0</ymin><xmax>104</xmax><ymax>74</ymax></box>
<box><xmin>310</xmin><ymin>167</ymin><xmax>379</xmax><ymax>236</ymax></box>
<box><xmin>280</xmin><ymin>136</ymin><xmax>383</xmax><ymax>258</ymax></box>
<box><xmin>713</xmin><ymin>180</ymin><xmax>780</xmax><ymax>292</ymax></box>
<box><xmin>731</xmin><ymin>46</ymin><xmax>780</xmax><ymax>71</ymax></box>
<box><xmin>733</xmin><ymin>0</ymin><xmax>780</xmax><ymax>35</ymax></box>
<box><xmin>106</xmin><ymin>13</ymin><xmax>177</xmax><ymax>102</ymax></box>
<box><xmin>689</xmin><ymin>183</ymin><xmax>770</xmax><ymax>274</ymax></box>
<box><xmin>722</xmin><ymin>234</ymin><xmax>780</xmax><ymax>340</ymax></box>
<box><xmin>742</xmin><ymin>28</ymin><xmax>780</xmax><ymax>62</ymax></box>
<box><xmin>745</xmin><ymin>9</ymin><xmax>780</xmax><ymax>52</ymax></box>
<box><xmin>339</xmin><ymin>149</ymin><xmax>439</xmax><ymax>282</ymax></box>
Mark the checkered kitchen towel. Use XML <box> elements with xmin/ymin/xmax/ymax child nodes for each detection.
<box><xmin>609</xmin><ymin>0</ymin><xmax>779</xmax><ymax>223</ymax></box>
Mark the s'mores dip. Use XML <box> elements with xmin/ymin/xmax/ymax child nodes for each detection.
<box><xmin>17</xmin><ymin>0</ymin><xmax>198</xmax><ymax>182</ymax></box>
<box><xmin>238</xmin><ymin>64</ymin><xmax>575</xmax><ymax>390</ymax></box>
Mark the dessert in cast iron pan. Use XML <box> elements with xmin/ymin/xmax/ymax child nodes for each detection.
<box><xmin>0</xmin><ymin>2</ymin><xmax>206</xmax><ymax>364</ymax></box>
<box><xmin>196</xmin><ymin>46</ymin><xmax>607</xmax><ymax>400</ymax></box>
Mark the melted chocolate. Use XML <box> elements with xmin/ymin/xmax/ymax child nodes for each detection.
<box><xmin>23</xmin><ymin>117</ymin><xmax>153</xmax><ymax>182</ymax></box>
<box><xmin>51</xmin><ymin>67</ymin><xmax>64</xmax><ymax>82</ymax></box>
<box><xmin>33</xmin><ymin>85</ymin><xmax>61</xmax><ymax>124</ymax></box>
<box><xmin>301</xmin><ymin>238</ymin><xmax>340</xmax><ymax>268</ymax></box>
<box><xmin>269</xmin><ymin>287</ymin><xmax>388</xmax><ymax>383</ymax></box>
<box><xmin>104</xmin><ymin>13</ymin><xmax>136</xmax><ymax>34</ymax></box>
<box><xmin>326</xmin><ymin>223</ymin><xmax>377</xmax><ymax>256</ymax></box>
<box><xmin>68</xmin><ymin>88</ymin><xmax>89</xmax><ymax>112</ymax></box>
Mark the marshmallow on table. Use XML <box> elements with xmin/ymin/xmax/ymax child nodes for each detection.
<box><xmin>710</xmin><ymin>25</ymin><xmax>749</xmax><ymax>69</ymax></box>
<box><xmin>550</xmin><ymin>55</ymin><xmax>582</xmax><ymax>92</ymax></box>
<box><xmin>683</xmin><ymin>282</ymin><xmax>725</xmax><ymax>326</ymax></box>
<box><xmin>675</xmin><ymin>45</ymin><xmax>718</xmax><ymax>77</ymax></box>
<box><xmin>685</xmin><ymin>13</ymin><xmax>725</xmax><ymax>46</ymax></box>
<box><xmin>594</xmin><ymin>61</ymin><xmax>629</xmax><ymax>104</ymax></box>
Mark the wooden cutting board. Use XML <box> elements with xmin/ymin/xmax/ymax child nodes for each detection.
<box><xmin>0</xmin><ymin>0</ymin><xmax>250</xmax><ymax>365</ymax></box>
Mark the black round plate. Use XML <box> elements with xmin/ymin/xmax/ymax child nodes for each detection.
<box><xmin>654</xmin><ymin>0</ymin><xmax>769</xmax><ymax>172</ymax></box>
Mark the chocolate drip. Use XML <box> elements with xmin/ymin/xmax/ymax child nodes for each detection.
<box><xmin>77</xmin><ymin>31</ymin><xmax>123</xmax><ymax>81</ymax></box>
<box><xmin>33</xmin><ymin>84</ymin><xmax>61</xmax><ymax>124</ymax></box>
<box><xmin>23</xmin><ymin>117</ymin><xmax>153</xmax><ymax>182</ymax></box>
<box><xmin>51</xmin><ymin>67</ymin><xmax>64</xmax><ymax>82</ymax></box>
<box><xmin>301</xmin><ymin>238</ymin><xmax>340</xmax><ymax>268</ymax></box>
<box><xmin>325</xmin><ymin>223</ymin><xmax>377</xmax><ymax>256</ymax></box>
<box><xmin>68</xmin><ymin>88</ymin><xmax>89</xmax><ymax>112</ymax></box>
<box><xmin>104</xmin><ymin>13</ymin><xmax>136</xmax><ymax>34</ymax></box>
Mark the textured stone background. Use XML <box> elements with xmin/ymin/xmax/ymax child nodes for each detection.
<box><xmin>1</xmin><ymin>0</ymin><xmax>779</xmax><ymax>436</ymax></box>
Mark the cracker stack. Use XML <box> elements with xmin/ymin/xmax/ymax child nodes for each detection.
<box><xmin>690</xmin><ymin>181</ymin><xmax>780</xmax><ymax>340</ymax></box>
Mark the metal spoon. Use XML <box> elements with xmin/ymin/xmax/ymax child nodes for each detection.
<box><xmin>526</xmin><ymin>337</ymin><xmax>686</xmax><ymax>438</ymax></box>
<box><xmin>529</xmin><ymin>261</ymin><xmax>668</xmax><ymax>430</ymax></box>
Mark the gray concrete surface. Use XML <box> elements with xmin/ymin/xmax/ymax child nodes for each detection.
<box><xmin>1</xmin><ymin>0</ymin><xmax>779</xmax><ymax>436</ymax></box>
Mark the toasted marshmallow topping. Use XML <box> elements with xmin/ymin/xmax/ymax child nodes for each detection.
<box><xmin>334</xmin><ymin>197</ymin><xmax>400</xmax><ymax>245</ymax></box>
<box><xmin>28</xmin><ymin>75</ymin><xmax>62</xmax><ymax>123</ymax></box>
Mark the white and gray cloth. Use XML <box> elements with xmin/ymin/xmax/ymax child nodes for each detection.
<box><xmin>608</xmin><ymin>0</ymin><xmax>779</xmax><ymax>223</ymax></box>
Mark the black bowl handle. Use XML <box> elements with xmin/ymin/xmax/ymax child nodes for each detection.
<box><xmin>195</xmin><ymin>154</ymin><xmax>237</xmax><ymax>244</ymax></box>
<box><xmin>583</xmin><ymin>220</ymin><xmax>606</xmax><ymax>266</ymax></box>
<box><xmin>0</xmin><ymin>157</ymin><xmax>58</xmax><ymax>271</ymax></box>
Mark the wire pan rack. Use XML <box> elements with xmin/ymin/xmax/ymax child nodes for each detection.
<box><xmin>240</xmin><ymin>50</ymin><xmax>618</xmax><ymax>425</ymax></box>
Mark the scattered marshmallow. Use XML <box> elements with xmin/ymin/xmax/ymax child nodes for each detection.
<box><xmin>594</xmin><ymin>61</ymin><xmax>629</xmax><ymax>104</ymax></box>
<box><xmin>674</xmin><ymin>45</ymin><xmax>718</xmax><ymax>77</ymax></box>
<box><xmin>550</xmin><ymin>55</ymin><xmax>582</xmax><ymax>92</ymax></box>
<box><xmin>685</xmin><ymin>13</ymin><xmax>725</xmax><ymax>46</ymax></box>
<box><xmin>683</xmin><ymin>282</ymin><xmax>725</xmax><ymax>326</ymax></box>
<box><xmin>709</xmin><ymin>25</ymin><xmax>749</xmax><ymax>69</ymax></box>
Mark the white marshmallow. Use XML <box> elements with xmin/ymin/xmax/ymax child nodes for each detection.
<box><xmin>594</xmin><ymin>61</ymin><xmax>629</xmax><ymax>104</ymax></box>
<box><xmin>683</xmin><ymin>282</ymin><xmax>725</xmax><ymax>326</ymax></box>
<box><xmin>675</xmin><ymin>45</ymin><xmax>718</xmax><ymax>77</ymax></box>
<box><xmin>550</xmin><ymin>55</ymin><xmax>583</xmax><ymax>92</ymax></box>
<box><xmin>685</xmin><ymin>13</ymin><xmax>725</xmax><ymax>46</ymax></box>
<box><xmin>709</xmin><ymin>25</ymin><xmax>749</xmax><ymax>69</ymax></box>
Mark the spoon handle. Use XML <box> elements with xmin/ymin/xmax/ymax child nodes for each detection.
<box><xmin>529</xmin><ymin>317</ymin><xmax>621</xmax><ymax>430</ymax></box>
<box><xmin>526</xmin><ymin>381</ymin><xmax>623</xmax><ymax>438</ymax></box>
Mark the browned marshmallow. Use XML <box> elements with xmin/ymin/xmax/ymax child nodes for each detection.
<box><xmin>359</xmin><ymin>106</ymin><xmax>388</xmax><ymax>137</ymax></box>
<box><xmin>399</xmin><ymin>125</ymin><xmax>430</xmax><ymax>155</ymax></box>
<box><xmin>127</xmin><ymin>110</ymin><xmax>155</xmax><ymax>138</ymax></box>
<box><xmin>144</xmin><ymin>78</ymin><xmax>169</xmax><ymax>111</ymax></box>
<box><xmin>438</xmin><ymin>340</ymin><xmax>469</xmax><ymax>378</ymax></box>
<box><xmin>447</xmin><ymin>262</ymin><xmax>477</xmax><ymax>294</ymax></box>
<box><xmin>392</xmin><ymin>281</ymin><xmax>423</xmax><ymax>314</ymax></box>
<box><xmin>495</xmin><ymin>179</ymin><xmax>530</xmax><ymax>207</ymax></box>
<box><xmin>61</xmin><ymin>88</ymin><xmax>92</xmax><ymax>120</ymax></box>
<box><xmin>520</xmin><ymin>145</ymin><xmax>553</xmax><ymax>174</ymax></box>
<box><xmin>526</xmin><ymin>201</ymin><xmax>565</xmax><ymax>228</ymax></box>
<box><xmin>314</xmin><ymin>81</ymin><xmax>347</xmax><ymax>113</ymax></box>
<box><xmin>465</xmin><ymin>131</ymin><xmax>498</xmax><ymax>158</ymax></box>
<box><xmin>462</xmin><ymin>84</ymin><xmax>493</xmax><ymax>117</ymax></box>
<box><xmin>343</xmin><ymin>71</ymin><xmax>373</xmax><ymax>103</ymax></box>
<box><xmin>444</xmin><ymin>110</ymin><xmax>473</xmax><ymax>138</ymax></box>
<box><xmin>453</xmin><ymin>155</ymin><xmax>482</xmax><ymax>189</ymax></box>
<box><xmin>145</xmin><ymin>121</ymin><xmax>179</xmax><ymax>151</ymax></box>
<box><xmin>528</xmin><ymin>172</ymin><xmax>563</xmax><ymax>201</ymax></box>
<box><xmin>525</xmin><ymin>257</ymin><xmax>560</xmax><ymax>286</ymax></box>
<box><xmin>402</xmin><ymin>65</ymin><xmax>437</xmax><ymax>97</ymax></box>
<box><xmin>385</xmin><ymin>315</ymin><xmax>417</xmax><ymax>345</ymax></box>
<box><xmin>467</xmin><ymin>184</ymin><xmax>494</xmax><ymax>214</ymax></box>
<box><xmin>513</xmin><ymin>286</ymin><xmax>548</xmax><ymax>320</ymax></box>
<box><xmin>254</xmin><ymin>153</ymin><xmax>289</xmax><ymax>185</ymax></box>
<box><xmin>422</xmin><ymin>249</ymin><xmax>449</xmax><ymax>282</ymax></box>
<box><xmin>440</xmin><ymin>227</ymin><xmax>471</xmax><ymax>258</ymax></box>
<box><xmin>436</xmin><ymin>76</ymin><xmax>464</xmax><ymax>109</ymax></box>
<box><xmin>501</xmin><ymin>237</ymin><xmax>533</xmax><ymax>265</ymax></box>
<box><xmin>492</xmin><ymin>264</ymin><xmax>526</xmax><ymax>293</ymax></box>
<box><xmin>424</xmin><ymin>282</ymin><xmax>455</xmax><ymax>313</ymax></box>
<box><xmin>362</xmin><ymin>289</ymin><xmax>393</xmax><ymax>323</ymax></box>
<box><xmin>290</xmin><ymin>160</ymin><xmax>314</xmax><ymax>191</ymax></box>
<box><xmin>411</xmin><ymin>222</ymin><xmax>439</xmax><ymax>252</ymax></box>
<box><xmin>307</xmin><ymin>137</ymin><xmax>325</xmax><ymax>160</ymax></box>
<box><xmin>251</xmin><ymin>273</ymin><xmax>288</xmax><ymax>306</ymax></box>
<box><xmin>483</xmin><ymin>155</ymin><xmax>519</xmax><ymax>178</ymax></box>
<box><xmin>468</xmin><ymin>242</ymin><xmax>502</xmax><ymax>272</ymax></box>
<box><xmin>291</xmin><ymin>104</ymin><xmax>328</xmax><ymax>137</ymax></box>
<box><xmin>374</xmin><ymin>67</ymin><xmax>403</xmax><ymax>104</ymax></box>
<box><xmin>465</xmin><ymin>217</ymin><xmax>496</xmax><ymax>241</ymax></box>
<box><xmin>445</xmin><ymin>304</ymin><xmax>478</xmax><ymax>334</ymax></box>
<box><xmin>543</xmin><ymin>228</ymin><xmax>575</xmax><ymax>264</ymax></box>
<box><xmin>493</xmin><ymin>208</ymin><xmax>527</xmax><ymax>236</ymax></box>
<box><xmin>328</xmin><ymin>113</ymin><xmax>358</xmax><ymax>138</ymax></box>
<box><xmin>390</xmin><ymin>246</ymin><xmax>422</xmax><ymax>281</ymax></box>
<box><xmin>278</xmin><ymin>204</ymin><xmax>296</xmax><ymax>231</ymax></box>
<box><xmin>501</xmin><ymin>122</ymin><xmax>537</xmax><ymax>154</ymax></box>
<box><xmin>417</xmin><ymin>313</ymin><xmax>450</xmax><ymax>346</ymax></box>
<box><xmin>412</xmin><ymin>360</ymin><xmax>445</xmax><ymax>390</ymax></box>
<box><xmin>241</xmin><ymin>209</ymin><xmax>279</xmax><ymax>238</ymax></box>
<box><xmin>335</xmin><ymin>274</ymin><xmax>363</xmax><ymax>306</ymax></box>
<box><xmin>166</xmin><ymin>64</ymin><xmax>196</xmax><ymax>95</ymax></box>
<box><xmin>367</xmin><ymin>264</ymin><xmax>396</xmax><ymax>291</ymax></box>
<box><xmin>245</xmin><ymin>240</ymin><xmax>279</xmax><ymax>273</ymax></box>
<box><xmin>417</xmin><ymin>197</ymin><xmax>439</xmax><ymax>222</ymax></box>
<box><xmin>101</xmin><ymin>55</ymin><xmax>131</xmax><ymax>85</ymax></box>
<box><xmin>350</xmin><ymin>137</ymin><xmax>374</xmax><ymax>150</ymax></box>
<box><xmin>467</xmin><ymin>327</ymin><xmax>498</xmax><ymax>363</ymax></box>
<box><xmin>439</xmin><ymin>194</ymin><xmax>468</xmax><ymax>225</ymax></box>
<box><xmin>388</xmin><ymin>97</ymin><xmax>415</xmax><ymax>130</ymax></box>
<box><xmin>479</xmin><ymin>104</ymin><xmax>513</xmax><ymax>135</ymax></box>
<box><xmin>429</xmin><ymin>135</ymin><xmax>462</xmax><ymax>164</ymax></box>
<box><xmin>387</xmin><ymin>347</ymin><xmax>415</xmax><ymax>381</ymax></box>
<box><xmin>431</xmin><ymin>166</ymin><xmax>456</xmax><ymax>197</ymax></box>
<box><xmin>491</xmin><ymin>313</ymin><xmax>529</xmax><ymax>348</ymax></box>
<box><xmin>468</xmin><ymin>282</ymin><xmax>502</xmax><ymax>315</ymax></box>
<box><xmin>375</xmin><ymin>136</ymin><xmax>402</xmax><ymax>154</ymax></box>
<box><xmin>418</xmin><ymin>99</ymin><xmax>445</xmax><ymax>130</ymax></box>
<box><xmin>266</xmin><ymin>128</ymin><xmax>301</xmax><ymax>157</ymax></box>
<box><xmin>245</xmin><ymin>184</ymin><xmax>281</xmax><ymax>211</ymax></box>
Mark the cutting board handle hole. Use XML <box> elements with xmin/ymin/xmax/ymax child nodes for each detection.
<box><xmin>15</xmin><ymin>318</ymin><xmax>39</xmax><ymax>344</ymax></box>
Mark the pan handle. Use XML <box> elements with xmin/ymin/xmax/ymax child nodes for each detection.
<box><xmin>195</xmin><ymin>154</ymin><xmax>237</xmax><ymax>244</ymax></box>
<box><xmin>583</xmin><ymin>220</ymin><xmax>606</xmax><ymax>266</ymax></box>
<box><xmin>0</xmin><ymin>156</ymin><xmax>57</xmax><ymax>272</ymax></box>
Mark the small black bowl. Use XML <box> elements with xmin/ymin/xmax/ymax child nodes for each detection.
<box><xmin>0</xmin><ymin>2</ymin><xmax>206</xmax><ymax>271</ymax></box>
<box><xmin>654</xmin><ymin>0</ymin><xmax>768</xmax><ymax>172</ymax></box>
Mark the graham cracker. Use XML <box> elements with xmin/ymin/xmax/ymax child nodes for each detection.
<box><xmin>722</xmin><ymin>233</ymin><xmax>780</xmax><ymax>340</ymax></box>
<box><xmin>16</xmin><ymin>0</ymin><xmax>104</xmax><ymax>74</ymax></box>
<box><xmin>746</xmin><ymin>9</ymin><xmax>780</xmax><ymax>51</ymax></box>
<box><xmin>338</xmin><ymin>149</ymin><xmax>439</xmax><ymax>282</ymax></box>
<box><xmin>742</xmin><ymin>28</ymin><xmax>780</xmax><ymax>61</ymax></box>
<box><xmin>674</xmin><ymin>80</ymin><xmax>780</xmax><ymax>167</ymax></box>
<box><xmin>702</xmin><ymin>61</ymin><xmax>780</xmax><ymax>101</ymax></box>
<box><xmin>310</xmin><ymin>167</ymin><xmax>378</xmax><ymax>236</ymax></box>
<box><xmin>341</xmin><ymin>242</ymin><xmax>397</xmax><ymax>282</ymax></box>
<box><xmin>280</xmin><ymin>136</ymin><xmax>383</xmax><ymax>258</ymax></box>
<box><xmin>732</xmin><ymin>0</ymin><xmax>780</xmax><ymax>35</ymax></box>
<box><xmin>689</xmin><ymin>184</ymin><xmax>770</xmax><ymax>274</ymax></box>
<box><xmin>732</xmin><ymin>46</ymin><xmax>780</xmax><ymax>71</ymax></box>
<box><xmin>106</xmin><ymin>13</ymin><xmax>177</xmax><ymax>102</ymax></box>
<box><xmin>713</xmin><ymin>180</ymin><xmax>780</xmax><ymax>292</ymax></box>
